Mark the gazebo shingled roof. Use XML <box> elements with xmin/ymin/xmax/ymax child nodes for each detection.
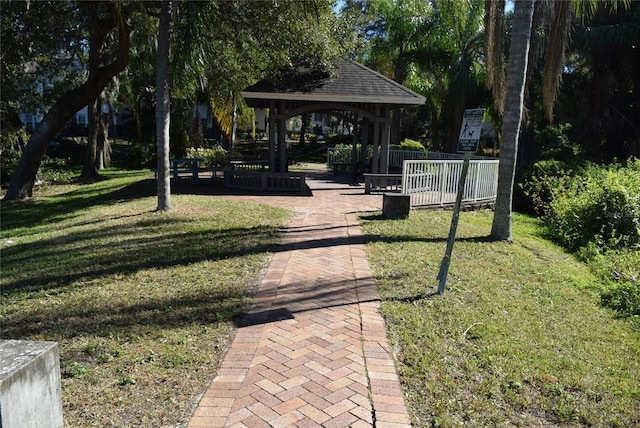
<box><xmin>240</xmin><ymin>59</ymin><xmax>425</xmax><ymax>175</ymax></box>
<box><xmin>241</xmin><ymin>59</ymin><xmax>426</xmax><ymax>109</ymax></box>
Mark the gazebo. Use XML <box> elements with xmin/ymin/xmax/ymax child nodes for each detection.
<box><xmin>235</xmin><ymin>59</ymin><xmax>425</xmax><ymax>191</ymax></box>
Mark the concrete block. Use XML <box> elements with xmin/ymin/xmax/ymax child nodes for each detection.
<box><xmin>383</xmin><ymin>193</ymin><xmax>411</xmax><ymax>219</ymax></box>
<box><xmin>0</xmin><ymin>340</ymin><xmax>63</xmax><ymax>428</ymax></box>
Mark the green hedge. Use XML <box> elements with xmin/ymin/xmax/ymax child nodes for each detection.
<box><xmin>186</xmin><ymin>146</ymin><xmax>228</xmax><ymax>168</ymax></box>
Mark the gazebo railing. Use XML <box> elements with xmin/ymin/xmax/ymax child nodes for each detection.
<box><xmin>402</xmin><ymin>159</ymin><xmax>499</xmax><ymax>207</ymax></box>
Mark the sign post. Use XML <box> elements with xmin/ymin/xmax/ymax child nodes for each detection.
<box><xmin>437</xmin><ymin>108</ymin><xmax>484</xmax><ymax>294</ymax></box>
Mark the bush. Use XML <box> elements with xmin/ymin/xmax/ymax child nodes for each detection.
<box><xmin>534</xmin><ymin>123</ymin><xmax>581</xmax><ymax>162</ymax></box>
<box><xmin>0</xmin><ymin>128</ymin><xmax>29</xmax><ymax>185</ymax></box>
<box><xmin>601</xmin><ymin>283</ymin><xmax>640</xmax><ymax>319</ymax></box>
<box><xmin>1</xmin><ymin>146</ymin><xmax>21</xmax><ymax>186</ymax></box>
<box><xmin>127</xmin><ymin>140</ymin><xmax>156</xmax><ymax>169</ymax></box>
<box><xmin>38</xmin><ymin>156</ymin><xmax>76</xmax><ymax>184</ymax></box>
<box><xmin>399</xmin><ymin>138</ymin><xmax>426</xmax><ymax>151</ymax></box>
<box><xmin>588</xmin><ymin>249</ymin><xmax>640</xmax><ymax>319</ymax></box>
<box><xmin>532</xmin><ymin>159</ymin><xmax>640</xmax><ymax>322</ymax></box>
<box><xmin>545</xmin><ymin>159</ymin><xmax>640</xmax><ymax>253</ymax></box>
<box><xmin>325</xmin><ymin>134</ymin><xmax>351</xmax><ymax>147</ymax></box>
<box><xmin>186</xmin><ymin>146</ymin><xmax>228</xmax><ymax>168</ymax></box>
<box><xmin>521</xmin><ymin>160</ymin><xmax>580</xmax><ymax>215</ymax></box>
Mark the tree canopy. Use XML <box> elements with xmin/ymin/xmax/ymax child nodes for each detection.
<box><xmin>1</xmin><ymin>0</ymin><xmax>349</xmax><ymax>200</ymax></box>
<box><xmin>2</xmin><ymin>0</ymin><xmax>638</xmax><ymax>203</ymax></box>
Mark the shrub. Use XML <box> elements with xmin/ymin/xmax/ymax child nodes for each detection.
<box><xmin>534</xmin><ymin>123</ymin><xmax>581</xmax><ymax>162</ymax></box>
<box><xmin>521</xmin><ymin>160</ymin><xmax>579</xmax><ymax>215</ymax></box>
<box><xmin>186</xmin><ymin>146</ymin><xmax>228</xmax><ymax>168</ymax></box>
<box><xmin>536</xmin><ymin>159</ymin><xmax>640</xmax><ymax>322</ymax></box>
<box><xmin>325</xmin><ymin>134</ymin><xmax>351</xmax><ymax>147</ymax></box>
<box><xmin>1</xmin><ymin>146</ymin><xmax>22</xmax><ymax>186</ymax></box>
<box><xmin>545</xmin><ymin>159</ymin><xmax>640</xmax><ymax>253</ymax></box>
<box><xmin>588</xmin><ymin>248</ymin><xmax>640</xmax><ymax>319</ymax></box>
<box><xmin>1</xmin><ymin>128</ymin><xmax>29</xmax><ymax>185</ymax></box>
<box><xmin>128</xmin><ymin>140</ymin><xmax>156</xmax><ymax>169</ymax></box>
<box><xmin>601</xmin><ymin>283</ymin><xmax>640</xmax><ymax>318</ymax></box>
<box><xmin>399</xmin><ymin>138</ymin><xmax>426</xmax><ymax>151</ymax></box>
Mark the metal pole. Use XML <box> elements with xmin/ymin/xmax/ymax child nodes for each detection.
<box><xmin>437</xmin><ymin>152</ymin><xmax>471</xmax><ymax>294</ymax></box>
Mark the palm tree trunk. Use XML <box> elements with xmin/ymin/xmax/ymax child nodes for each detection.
<box><xmin>156</xmin><ymin>0</ymin><xmax>172</xmax><ymax>211</ymax></box>
<box><xmin>490</xmin><ymin>0</ymin><xmax>535</xmax><ymax>242</ymax></box>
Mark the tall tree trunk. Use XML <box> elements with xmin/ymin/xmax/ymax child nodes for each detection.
<box><xmin>81</xmin><ymin>96</ymin><xmax>101</xmax><ymax>180</ymax></box>
<box><xmin>231</xmin><ymin>93</ymin><xmax>237</xmax><ymax>155</ymax></box>
<box><xmin>156</xmin><ymin>0</ymin><xmax>172</xmax><ymax>211</ymax></box>
<box><xmin>97</xmin><ymin>99</ymin><xmax>111</xmax><ymax>170</ymax></box>
<box><xmin>490</xmin><ymin>0</ymin><xmax>535</xmax><ymax>242</ymax></box>
<box><xmin>81</xmin><ymin>8</ymin><xmax>108</xmax><ymax>181</ymax></box>
<box><xmin>3</xmin><ymin>3</ymin><xmax>130</xmax><ymax>200</ymax></box>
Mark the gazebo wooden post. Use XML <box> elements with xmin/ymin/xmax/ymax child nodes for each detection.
<box><xmin>360</xmin><ymin>117</ymin><xmax>369</xmax><ymax>165</ymax></box>
<box><xmin>277</xmin><ymin>100</ymin><xmax>287</xmax><ymax>172</ymax></box>
<box><xmin>380</xmin><ymin>105</ymin><xmax>391</xmax><ymax>174</ymax></box>
<box><xmin>372</xmin><ymin>105</ymin><xmax>381</xmax><ymax>174</ymax></box>
<box><xmin>268</xmin><ymin>101</ymin><xmax>276</xmax><ymax>171</ymax></box>
<box><xmin>351</xmin><ymin>118</ymin><xmax>359</xmax><ymax>176</ymax></box>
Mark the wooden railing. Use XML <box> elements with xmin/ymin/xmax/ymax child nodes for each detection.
<box><xmin>223</xmin><ymin>170</ymin><xmax>307</xmax><ymax>193</ymax></box>
<box><xmin>229</xmin><ymin>160</ymin><xmax>269</xmax><ymax>171</ymax></box>
<box><xmin>402</xmin><ymin>159</ymin><xmax>499</xmax><ymax>207</ymax></box>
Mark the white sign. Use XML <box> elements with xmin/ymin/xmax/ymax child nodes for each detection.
<box><xmin>457</xmin><ymin>108</ymin><xmax>484</xmax><ymax>153</ymax></box>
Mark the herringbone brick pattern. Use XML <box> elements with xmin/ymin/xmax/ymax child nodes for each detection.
<box><xmin>187</xmin><ymin>170</ymin><xmax>412</xmax><ymax>427</ymax></box>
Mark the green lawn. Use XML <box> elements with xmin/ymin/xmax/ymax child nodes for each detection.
<box><xmin>361</xmin><ymin>210</ymin><xmax>640</xmax><ymax>427</ymax></box>
<box><xmin>1</xmin><ymin>170</ymin><xmax>291</xmax><ymax>427</ymax></box>
<box><xmin>2</xmin><ymin>172</ymin><xmax>638</xmax><ymax>427</ymax></box>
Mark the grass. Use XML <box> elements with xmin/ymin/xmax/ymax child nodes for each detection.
<box><xmin>3</xmin><ymin>169</ymin><xmax>639</xmax><ymax>427</ymax></box>
<box><xmin>360</xmin><ymin>210</ymin><xmax>640</xmax><ymax>427</ymax></box>
<box><xmin>0</xmin><ymin>170</ymin><xmax>291</xmax><ymax>427</ymax></box>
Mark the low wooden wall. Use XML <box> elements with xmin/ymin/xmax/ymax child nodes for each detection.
<box><xmin>224</xmin><ymin>170</ymin><xmax>307</xmax><ymax>193</ymax></box>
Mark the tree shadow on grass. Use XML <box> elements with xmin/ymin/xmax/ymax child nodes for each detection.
<box><xmin>1</xmin><ymin>220</ymin><xmax>283</xmax><ymax>295</ymax></box>
<box><xmin>2</xmin><ymin>289</ymin><xmax>250</xmax><ymax>340</ymax></box>
<box><xmin>1</xmin><ymin>177</ymin><xmax>157</xmax><ymax>233</ymax></box>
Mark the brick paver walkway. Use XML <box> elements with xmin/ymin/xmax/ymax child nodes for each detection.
<box><xmin>187</xmin><ymin>169</ymin><xmax>412</xmax><ymax>427</ymax></box>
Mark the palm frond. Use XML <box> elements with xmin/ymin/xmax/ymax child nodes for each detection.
<box><xmin>210</xmin><ymin>93</ymin><xmax>253</xmax><ymax>142</ymax></box>
<box><xmin>484</xmin><ymin>0</ymin><xmax>506</xmax><ymax>115</ymax></box>
<box><xmin>542</xmin><ymin>0</ymin><xmax>573</xmax><ymax>122</ymax></box>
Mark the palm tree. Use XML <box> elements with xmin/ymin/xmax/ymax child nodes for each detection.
<box><xmin>489</xmin><ymin>0</ymin><xmax>535</xmax><ymax>242</ymax></box>
<box><xmin>364</xmin><ymin>0</ymin><xmax>435</xmax><ymax>144</ymax></box>
<box><xmin>434</xmin><ymin>0</ymin><xmax>485</xmax><ymax>152</ymax></box>
<box><xmin>487</xmin><ymin>0</ymin><xmax>631</xmax><ymax>240</ymax></box>
<box><xmin>156</xmin><ymin>0</ymin><xmax>172</xmax><ymax>211</ymax></box>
